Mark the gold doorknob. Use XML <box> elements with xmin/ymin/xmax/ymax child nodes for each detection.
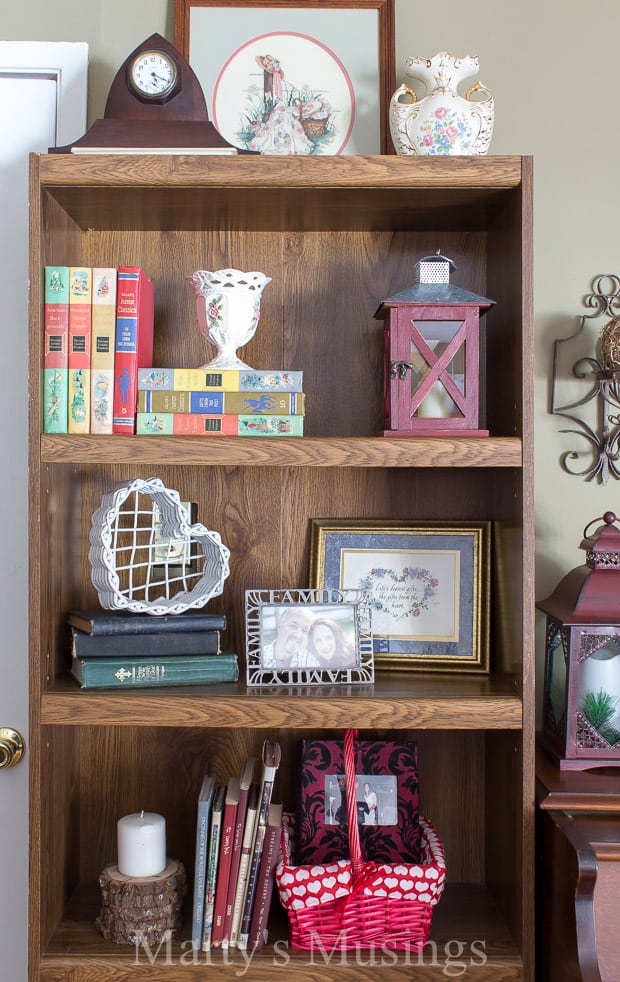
<box><xmin>0</xmin><ymin>728</ymin><xmax>25</xmax><ymax>769</ymax></box>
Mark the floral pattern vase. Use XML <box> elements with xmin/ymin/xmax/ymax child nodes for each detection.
<box><xmin>188</xmin><ymin>268</ymin><xmax>271</xmax><ymax>369</ymax></box>
<box><xmin>389</xmin><ymin>52</ymin><xmax>494</xmax><ymax>156</ymax></box>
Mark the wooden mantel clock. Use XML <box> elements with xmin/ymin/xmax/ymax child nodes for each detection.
<box><xmin>52</xmin><ymin>33</ymin><xmax>237</xmax><ymax>154</ymax></box>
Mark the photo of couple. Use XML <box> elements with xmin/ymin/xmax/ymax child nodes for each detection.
<box><xmin>260</xmin><ymin>603</ymin><xmax>358</xmax><ymax>671</ymax></box>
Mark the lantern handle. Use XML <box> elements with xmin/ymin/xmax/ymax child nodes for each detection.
<box><xmin>582</xmin><ymin>511</ymin><xmax>618</xmax><ymax>539</ymax></box>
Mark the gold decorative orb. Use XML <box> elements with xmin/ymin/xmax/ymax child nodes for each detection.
<box><xmin>600</xmin><ymin>317</ymin><xmax>620</xmax><ymax>369</ymax></box>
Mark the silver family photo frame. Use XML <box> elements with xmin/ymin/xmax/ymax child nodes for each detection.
<box><xmin>245</xmin><ymin>588</ymin><xmax>374</xmax><ymax>686</ymax></box>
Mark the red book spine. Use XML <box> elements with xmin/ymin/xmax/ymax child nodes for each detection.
<box><xmin>112</xmin><ymin>266</ymin><xmax>154</xmax><ymax>434</ymax></box>
<box><xmin>210</xmin><ymin>781</ymin><xmax>239</xmax><ymax>948</ymax></box>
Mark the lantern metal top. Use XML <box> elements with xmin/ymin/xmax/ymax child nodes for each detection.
<box><xmin>537</xmin><ymin>511</ymin><xmax>620</xmax><ymax>624</ymax></box>
<box><xmin>378</xmin><ymin>250</ymin><xmax>495</xmax><ymax>309</ymax></box>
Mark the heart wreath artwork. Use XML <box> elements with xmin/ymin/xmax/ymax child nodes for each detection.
<box><xmin>88</xmin><ymin>476</ymin><xmax>230</xmax><ymax>614</ymax></box>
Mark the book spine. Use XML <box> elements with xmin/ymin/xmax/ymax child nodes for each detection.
<box><xmin>237</xmin><ymin>746</ymin><xmax>280</xmax><ymax>950</ymax></box>
<box><xmin>202</xmin><ymin>785</ymin><xmax>225</xmax><ymax>950</ymax></box>
<box><xmin>137</xmin><ymin>390</ymin><xmax>305</xmax><ymax>415</ymax></box>
<box><xmin>70</xmin><ymin>653</ymin><xmax>238</xmax><ymax>688</ymax></box>
<box><xmin>68</xmin><ymin>610</ymin><xmax>227</xmax><ymax>635</ymax></box>
<box><xmin>136</xmin><ymin>413</ymin><xmax>239</xmax><ymax>436</ymax></box>
<box><xmin>90</xmin><ymin>267</ymin><xmax>117</xmax><ymax>433</ymax></box>
<box><xmin>138</xmin><ymin>368</ymin><xmax>240</xmax><ymax>391</ymax></box>
<box><xmin>68</xmin><ymin>267</ymin><xmax>92</xmax><ymax>433</ymax></box>
<box><xmin>228</xmin><ymin>783</ymin><xmax>259</xmax><ymax>948</ymax></box>
<box><xmin>43</xmin><ymin>266</ymin><xmax>70</xmax><ymax>433</ymax></box>
<box><xmin>221</xmin><ymin>759</ymin><xmax>256</xmax><ymax>948</ymax></box>
<box><xmin>191</xmin><ymin>778</ymin><xmax>214</xmax><ymax>950</ymax></box>
<box><xmin>137</xmin><ymin>368</ymin><xmax>303</xmax><ymax>392</ymax></box>
<box><xmin>113</xmin><ymin>267</ymin><xmax>154</xmax><ymax>434</ymax></box>
<box><xmin>136</xmin><ymin>413</ymin><xmax>304</xmax><ymax>436</ymax></box>
<box><xmin>247</xmin><ymin>814</ymin><xmax>281</xmax><ymax>950</ymax></box>
<box><xmin>211</xmin><ymin>781</ymin><xmax>239</xmax><ymax>948</ymax></box>
<box><xmin>70</xmin><ymin>626</ymin><xmax>221</xmax><ymax>657</ymax></box>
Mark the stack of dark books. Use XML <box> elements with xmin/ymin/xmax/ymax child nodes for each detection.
<box><xmin>67</xmin><ymin>609</ymin><xmax>238</xmax><ymax>689</ymax></box>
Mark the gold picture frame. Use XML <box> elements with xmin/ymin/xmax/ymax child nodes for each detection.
<box><xmin>310</xmin><ymin>520</ymin><xmax>491</xmax><ymax>673</ymax></box>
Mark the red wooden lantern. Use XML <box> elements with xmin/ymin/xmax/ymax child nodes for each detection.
<box><xmin>376</xmin><ymin>252</ymin><xmax>494</xmax><ymax>437</ymax></box>
<box><xmin>537</xmin><ymin>511</ymin><xmax>620</xmax><ymax>770</ymax></box>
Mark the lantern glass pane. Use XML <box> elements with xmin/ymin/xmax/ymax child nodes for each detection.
<box><xmin>544</xmin><ymin>625</ymin><xmax>567</xmax><ymax>737</ymax></box>
<box><xmin>409</xmin><ymin>320</ymin><xmax>465</xmax><ymax>419</ymax></box>
<box><xmin>578</xmin><ymin>636</ymin><xmax>620</xmax><ymax>749</ymax></box>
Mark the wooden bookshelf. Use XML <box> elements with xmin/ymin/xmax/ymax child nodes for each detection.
<box><xmin>29</xmin><ymin>153</ymin><xmax>534</xmax><ymax>980</ymax></box>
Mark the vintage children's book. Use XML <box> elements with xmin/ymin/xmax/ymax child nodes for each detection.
<box><xmin>137</xmin><ymin>390</ymin><xmax>305</xmax><ymax>415</ymax></box>
<box><xmin>136</xmin><ymin>413</ymin><xmax>304</xmax><ymax>437</ymax></box>
<box><xmin>68</xmin><ymin>266</ymin><xmax>92</xmax><ymax>433</ymax></box>
<box><xmin>43</xmin><ymin>265</ymin><xmax>70</xmax><ymax>433</ymax></box>
<box><xmin>138</xmin><ymin>368</ymin><xmax>303</xmax><ymax>393</ymax></box>
<box><xmin>112</xmin><ymin>266</ymin><xmax>154</xmax><ymax>434</ymax></box>
<box><xmin>228</xmin><ymin>781</ymin><xmax>260</xmax><ymax>948</ymax></box>
<box><xmin>90</xmin><ymin>267</ymin><xmax>117</xmax><ymax>433</ymax></box>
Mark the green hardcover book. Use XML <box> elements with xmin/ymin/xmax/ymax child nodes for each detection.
<box><xmin>69</xmin><ymin>652</ymin><xmax>238</xmax><ymax>688</ymax></box>
<box><xmin>43</xmin><ymin>266</ymin><xmax>70</xmax><ymax>433</ymax></box>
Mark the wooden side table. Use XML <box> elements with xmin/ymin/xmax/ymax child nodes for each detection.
<box><xmin>536</xmin><ymin>743</ymin><xmax>620</xmax><ymax>982</ymax></box>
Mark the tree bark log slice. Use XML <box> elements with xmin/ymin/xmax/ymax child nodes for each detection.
<box><xmin>96</xmin><ymin>858</ymin><xmax>187</xmax><ymax>945</ymax></box>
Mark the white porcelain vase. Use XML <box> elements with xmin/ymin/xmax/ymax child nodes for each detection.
<box><xmin>188</xmin><ymin>267</ymin><xmax>272</xmax><ymax>369</ymax></box>
<box><xmin>390</xmin><ymin>52</ymin><xmax>494</xmax><ymax>157</ymax></box>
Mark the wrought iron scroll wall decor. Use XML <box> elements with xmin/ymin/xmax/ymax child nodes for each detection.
<box><xmin>551</xmin><ymin>274</ymin><xmax>620</xmax><ymax>484</ymax></box>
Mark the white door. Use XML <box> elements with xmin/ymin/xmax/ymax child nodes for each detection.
<box><xmin>0</xmin><ymin>42</ymin><xmax>87</xmax><ymax>982</ymax></box>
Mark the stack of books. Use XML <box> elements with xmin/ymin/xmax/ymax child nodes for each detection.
<box><xmin>136</xmin><ymin>368</ymin><xmax>305</xmax><ymax>437</ymax></box>
<box><xmin>43</xmin><ymin>264</ymin><xmax>154</xmax><ymax>435</ymax></box>
<box><xmin>191</xmin><ymin>741</ymin><xmax>282</xmax><ymax>953</ymax></box>
<box><xmin>67</xmin><ymin>609</ymin><xmax>238</xmax><ymax>689</ymax></box>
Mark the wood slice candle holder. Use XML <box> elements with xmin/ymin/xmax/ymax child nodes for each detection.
<box><xmin>96</xmin><ymin>858</ymin><xmax>187</xmax><ymax>945</ymax></box>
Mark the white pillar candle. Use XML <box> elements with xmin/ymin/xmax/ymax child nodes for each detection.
<box><xmin>117</xmin><ymin>811</ymin><xmax>167</xmax><ymax>878</ymax></box>
<box><xmin>417</xmin><ymin>381</ymin><xmax>454</xmax><ymax>418</ymax></box>
<box><xmin>579</xmin><ymin>649</ymin><xmax>620</xmax><ymax>729</ymax></box>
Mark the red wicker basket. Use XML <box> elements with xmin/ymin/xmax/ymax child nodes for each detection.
<box><xmin>276</xmin><ymin>729</ymin><xmax>446</xmax><ymax>951</ymax></box>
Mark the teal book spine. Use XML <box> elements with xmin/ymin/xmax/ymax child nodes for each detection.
<box><xmin>43</xmin><ymin>265</ymin><xmax>70</xmax><ymax>433</ymax></box>
<box><xmin>70</xmin><ymin>653</ymin><xmax>238</xmax><ymax>688</ymax></box>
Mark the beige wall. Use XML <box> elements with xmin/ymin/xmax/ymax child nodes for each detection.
<box><xmin>3</xmin><ymin>1</ymin><xmax>616</xmax><ymax>704</ymax></box>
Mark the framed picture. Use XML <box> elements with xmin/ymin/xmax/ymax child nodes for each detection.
<box><xmin>245</xmin><ymin>587</ymin><xmax>374</xmax><ymax>685</ymax></box>
<box><xmin>174</xmin><ymin>0</ymin><xmax>395</xmax><ymax>154</ymax></box>
<box><xmin>310</xmin><ymin>520</ymin><xmax>491</xmax><ymax>673</ymax></box>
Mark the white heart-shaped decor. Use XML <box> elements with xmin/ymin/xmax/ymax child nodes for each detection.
<box><xmin>307</xmin><ymin>882</ymin><xmax>322</xmax><ymax>894</ymax></box>
<box><xmin>323</xmin><ymin>876</ymin><xmax>336</xmax><ymax>888</ymax></box>
<box><xmin>400</xmin><ymin>879</ymin><xmax>414</xmax><ymax>890</ymax></box>
<box><xmin>296</xmin><ymin>869</ymin><xmax>310</xmax><ymax>881</ymax></box>
<box><xmin>292</xmin><ymin>885</ymin><xmax>307</xmax><ymax>897</ymax></box>
<box><xmin>385</xmin><ymin>877</ymin><xmax>399</xmax><ymax>889</ymax></box>
<box><xmin>279</xmin><ymin>872</ymin><xmax>295</xmax><ymax>886</ymax></box>
<box><xmin>89</xmin><ymin>477</ymin><xmax>230</xmax><ymax>614</ymax></box>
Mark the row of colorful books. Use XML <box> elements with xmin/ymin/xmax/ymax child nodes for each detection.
<box><xmin>192</xmin><ymin>742</ymin><xmax>282</xmax><ymax>953</ymax></box>
<box><xmin>135</xmin><ymin>367</ymin><xmax>306</xmax><ymax>438</ymax></box>
<box><xmin>43</xmin><ymin>265</ymin><xmax>154</xmax><ymax>435</ymax></box>
<box><xmin>66</xmin><ymin>608</ymin><xmax>238</xmax><ymax>689</ymax></box>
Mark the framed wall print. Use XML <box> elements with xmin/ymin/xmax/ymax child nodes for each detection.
<box><xmin>245</xmin><ymin>588</ymin><xmax>374</xmax><ymax>685</ymax></box>
<box><xmin>310</xmin><ymin>520</ymin><xmax>491</xmax><ymax>673</ymax></box>
<box><xmin>174</xmin><ymin>0</ymin><xmax>395</xmax><ymax>154</ymax></box>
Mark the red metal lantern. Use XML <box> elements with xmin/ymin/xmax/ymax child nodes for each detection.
<box><xmin>537</xmin><ymin>511</ymin><xmax>620</xmax><ymax>770</ymax></box>
<box><xmin>376</xmin><ymin>252</ymin><xmax>494</xmax><ymax>437</ymax></box>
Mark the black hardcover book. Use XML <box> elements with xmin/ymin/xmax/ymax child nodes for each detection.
<box><xmin>70</xmin><ymin>626</ymin><xmax>221</xmax><ymax>658</ymax></box>
<box><xmin>68</xmin><ymin>609</ymin><xmax>227</xmax><ymax>636</ymax></box>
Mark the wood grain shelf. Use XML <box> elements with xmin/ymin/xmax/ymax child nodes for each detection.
<box><xmin>41</xmin><ymin>674</ymin><xmax>523</xmax><ymax>729</ymax></box>
<box><xmin>41</xmin><ymin>883</ymin><xmax>523</xmax><ymax>982</ymax></box>
<box><xmin>40</xmin><ymin>435</ymin><xmax>522</xmax><ymax>467</ymax></box>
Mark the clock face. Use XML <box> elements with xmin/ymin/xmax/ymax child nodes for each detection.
<box><xmin>128</xmin><ymin>50</ymin><xmax>179</xmax><ymax>101</ymax></box>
